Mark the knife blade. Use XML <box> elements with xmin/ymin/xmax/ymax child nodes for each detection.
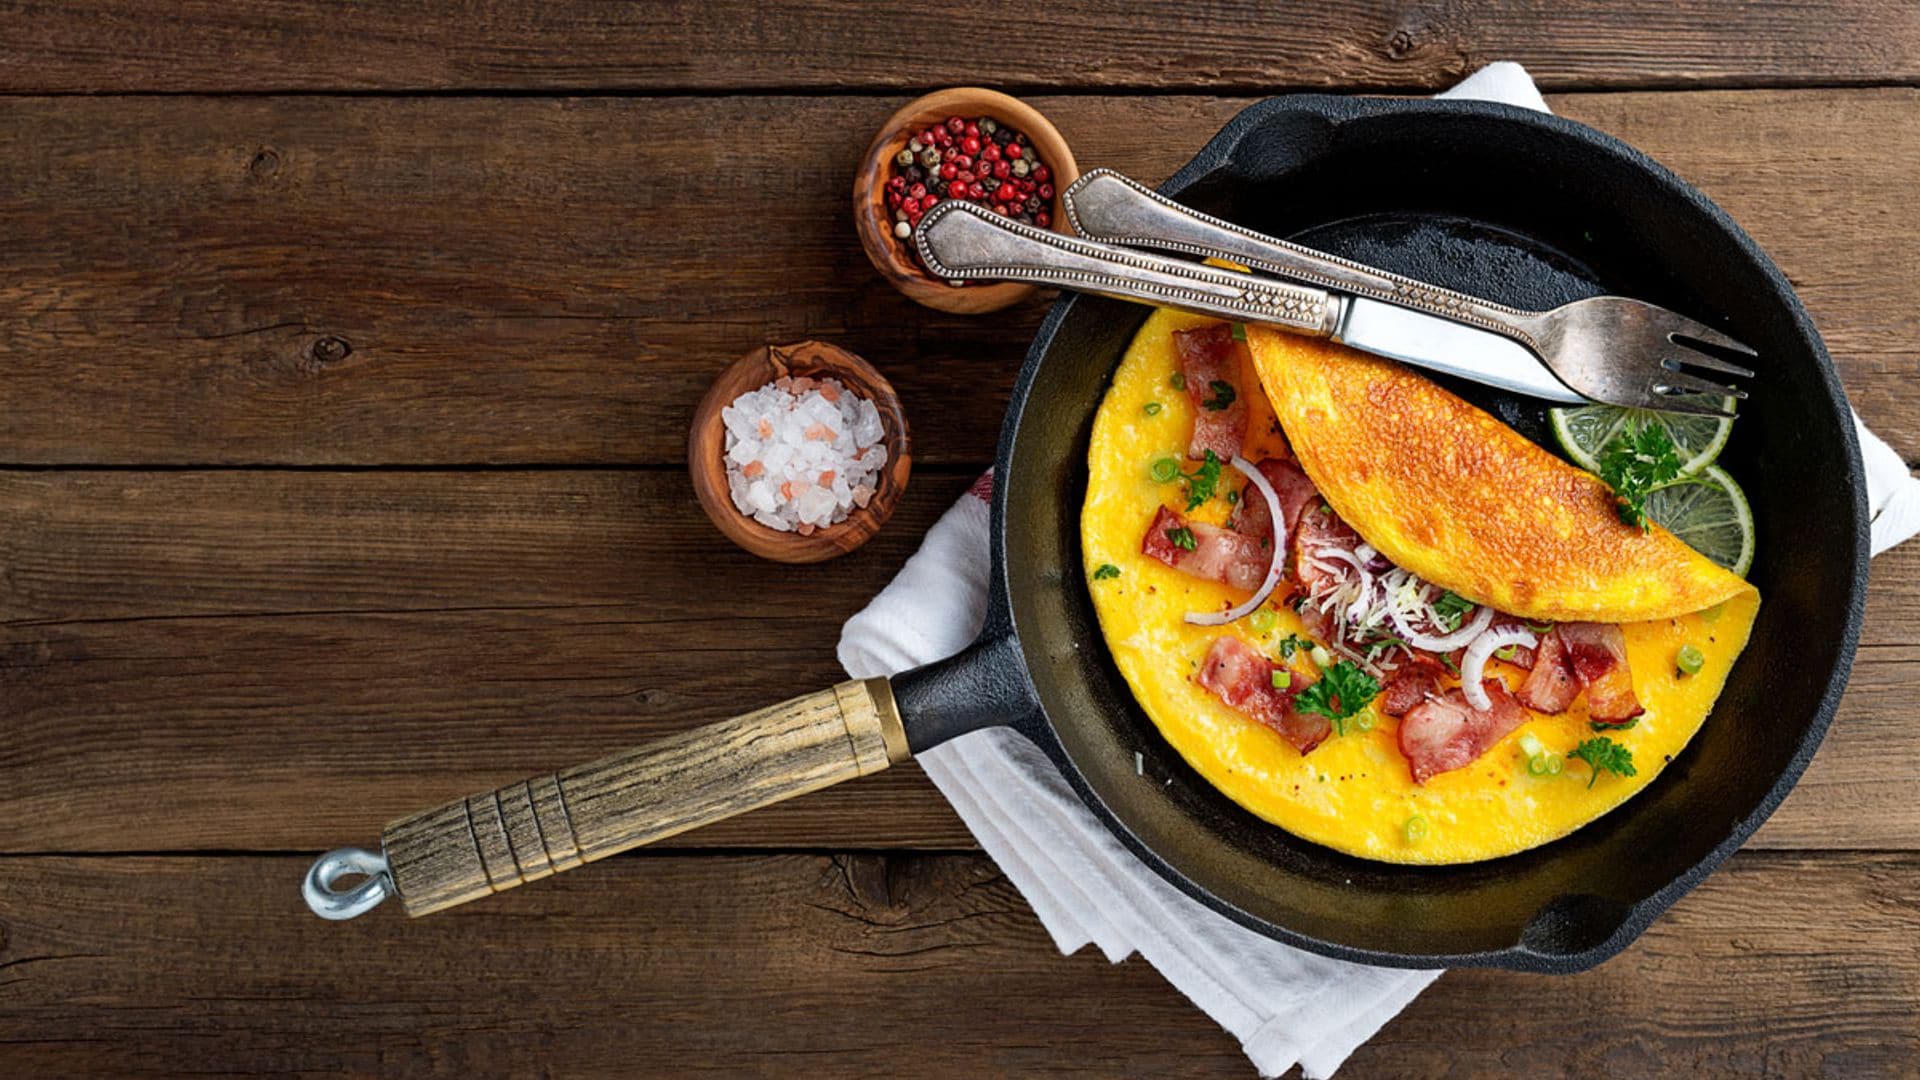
<box><xmin>1329</xmin><ymin>296</ymin><xmax>1586</xmax><ymax>404</ymax></box>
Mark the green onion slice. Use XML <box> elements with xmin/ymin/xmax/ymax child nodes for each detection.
<box><xmin>1676</xmin><ymin>644</ymin><xmax>1705</xmax><ymax>676</ymax></box>
<box><xmin>1403</xmin><ymin>815</ymin><xmax>1429</xmax><ymax>843</ymax></box>
<box><xmin>1149</xmin><ymin>456</ymin><xmax>1181</xmax><ymax>483</ymax></box>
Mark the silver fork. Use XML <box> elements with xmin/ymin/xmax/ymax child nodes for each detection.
<box><xmin>1062</xmin><ymin>168</ymin><xmax>1755</xmax><ymax>418</ymax></box>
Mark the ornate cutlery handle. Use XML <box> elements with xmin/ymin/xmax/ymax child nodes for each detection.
<box><xmin>914</xmin><ymin>200</ymin><xmax>1342</xmax><ymax>335</ymax></box>
<box><xmin>1063</xmin><ymin>168</ymin><xmax>1545</xmax><ymax>352</ymax></box>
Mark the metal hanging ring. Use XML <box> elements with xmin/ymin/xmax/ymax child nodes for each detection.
<box><xmin>303</xmin><ymin>846</ymin><xmax>394</xmax><ymax>920</ymax></box>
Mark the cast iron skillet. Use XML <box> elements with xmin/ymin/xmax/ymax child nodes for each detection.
<box><xmin>893</xmin><ymin>93</ymin><xmax>1866</xmax><ymax>972</ymax></box>
<box><xmin>310</xmin><ymin>95</ymin><xmax>1866</xmax><ymax>973</ymax></box>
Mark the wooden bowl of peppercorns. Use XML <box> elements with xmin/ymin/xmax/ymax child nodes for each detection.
<box><xmin>854</xmin><ymin>87</ymin><xmax>1079</xmax><ymax>314</ymax></box>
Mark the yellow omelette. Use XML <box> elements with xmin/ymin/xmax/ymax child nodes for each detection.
<box><xmin>1082</xmin><ymin>310</ymin><xmax>1759</xmax><ymax>864</ymax></box>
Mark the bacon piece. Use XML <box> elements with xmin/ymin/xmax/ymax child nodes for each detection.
<box><xmin>1557</xmin><ymin>622</ymin><xmax>1645</xmax><ymax>724</ymax></box>
<box><xmin>1397</xmin><ymin>681</ymin><xmax>1527</xmax><ymax>784</ymax></box>
<box><xmin>1291</xmin><ymin>500</ymin><xmax>1363</xmax><ymax>599</ymax></box>
<box><xmin>1226</xmin><ymin>457</ymin><xmax>1323</xmax><ymax>548</ymax></box>
<box><xmin>1197</xmin><ymin>636</ymin><xmax>1330</xmax><ymax>754</ymax></box>
<box><xmin>1379</xmin><ymin>664</ymin><xmax>1439</xmax><ymax>718</ymax></box>
<box><xmin>1141</xmin><ymin>506</ymin><xmax>1267</xmax><ymax>593</ymax></box>
<box><xmin>1173</xmin><ymin>325</ymin><xmax>1250</xmax><ymax>462</ymax></box>
<box><xmin>1515</xmin><ymin>627</ymin><xmax>1580</xmax><ymax>714</ymax></box>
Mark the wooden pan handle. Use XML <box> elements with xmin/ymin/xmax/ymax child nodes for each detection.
<box><xmin>379</xmin><ymin>678</ymin><xmax>909</xmax><ymax>916</ymax></box>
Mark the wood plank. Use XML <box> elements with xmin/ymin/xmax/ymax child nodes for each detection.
<box><xmin>2</xmin><ymin>469</ymin><xmax>1914</xmax><ymax>852</ymax></box>
<box><xmin>0</xmin><ymin>469</ymin><xmax>979</xmax><ymax>852</ymax></box>
<box><xmin>0</xmin><ymin>851</ymin><xmax>1911</xmax><ymax>1076</ymax></box>
<box><xmin>5</xmin><ymin>1</ymin><xmax>1918</xmax><ymax>94</ymax></box>
<box><xmin>2</xmin><ymin>90</ymin><xmax>1916</xmax><ymax>466</ymax></box>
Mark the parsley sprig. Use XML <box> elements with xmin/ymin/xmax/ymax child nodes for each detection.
<box><xmin>1570</xmin><ymin>736</ymin><xmax>1637</xmax><ymax>788</ymax></box>
<box><xmin>1597</xmin><ymin>422</ymin><xmax>1696</xmax><ymax>529</ymax></box>
<box><xmin>1183</xmin><ymin>450</ymin><xmax>1223</xmax><ymax>511</ymax></box>
<box><xmin>1430</xmin><ymin>590</ymin><xmax>1475</xmax><ymax>633</ymax></box>
<box><xmin>1293</xmin><ymin>660</ymin><xmax>1381</xmax><ymax>736</ymax></box>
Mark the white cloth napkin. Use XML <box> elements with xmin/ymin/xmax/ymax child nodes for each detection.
<box><xmin>839</xmin><ymin>63</ymin><xmax>1920</xmax><ymax>1078</ymax></box>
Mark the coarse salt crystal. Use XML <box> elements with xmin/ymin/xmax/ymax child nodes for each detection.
<box><xmin>721</xmin><ymin>375</ymin><xmax>888</xmax><ymax>533</ymax></box>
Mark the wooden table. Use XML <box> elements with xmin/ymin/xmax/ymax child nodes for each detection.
<box><xmin>3</xmin><ymin>4</ymin><xmax>1917</xmax><ymax>1075</ymax></box>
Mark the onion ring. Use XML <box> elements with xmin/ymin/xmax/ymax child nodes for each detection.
<box><xmin>1185</xmin><ymin>456</ymin><xmax>1288</xmax><ymax>627</ymax></box>
<box><xmin>1389</xmin><ymin>602</ymin><xmax>1495</xmax><ymax>654</ymax></box>
<box><xmin>1460</xmin><ymin>625</ymin><xmax>1540</xmax><ymax>710</ymax></box>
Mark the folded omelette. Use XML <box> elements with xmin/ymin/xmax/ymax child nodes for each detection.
<box><xmin>1082</xmin><ymin>310</ymin><xmax>1759</xmax><ymax>864</ymax></box>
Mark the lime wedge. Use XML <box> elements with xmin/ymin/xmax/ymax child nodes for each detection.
<box><xmin>1551</xmin><ymin>404</ymin><xmax>1733</xmax><ymax>477</ymax></box>
<box><xmin>1642</xmin><ymin>465</ymin><xmax>1754</xmax><ymax>576</ymax></box>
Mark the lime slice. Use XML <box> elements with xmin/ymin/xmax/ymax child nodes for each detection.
<box><xmin>1642</xmin><ymin>465</ymin><xmax>1754</xmax><ymax>576</ymax></box>
<box><xmin>1551</xmin><ymin>404</ymin><xmax>1733</xmax><ymax>477</ymax></box>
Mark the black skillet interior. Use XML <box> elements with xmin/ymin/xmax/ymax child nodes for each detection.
<box><xmin>978</xmin><ymin>95</ymin><xmax>1867</xmax><ymax>972</ymax></box>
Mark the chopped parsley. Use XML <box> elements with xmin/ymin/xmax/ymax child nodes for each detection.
<box><xmin>1092</xmin><ymin>563</ymin><xmax>1121</xmax><ymax>581</ymax></box>
<box><xmin>1431</xmin><ymin>590</ymin><xmax>1475</xmax><ymax>633</ymax></box>
<box><xmin>1201</xmin><ymin>379</ymin><xmax>1238</xmax><ymax>411</ymax></box>
<box><xmin>1570</xmin><ymin>737</ymin><xmax>1637</xmax><ymax>788</ymax></box>
<box><xmin>1183</xmin><ymin>450</ymin><xmax>1223</xmax><ymax>511</ymax></box>
<box><xmin>1292</xmin><ymin>660</ymin><xmax>1380</xmax><ymax>735</ymax></box>
<box><xmin>1598</xmin><ymin>422</ymin><xmax>1686</xmax><ymax>529</ymax></box>
<box><xmin>1166</xmin><ymin>526</ymin><xmax>1197</xmax><ymax>551</ymax></box>
<box><xmin>1276</xmin><ymin>633</ymin><xmax>1310</xmax><ymax>660</ymax></box>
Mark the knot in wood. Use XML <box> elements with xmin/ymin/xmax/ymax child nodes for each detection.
<box><xmin>247</xmin><ymin>148</ymin><xmax>281</xmax><ymax>179</ymax></box>
<box><xmin>310</xmin><ymin>336</ymin><xmax>352</xmax><ymax>365</ymax></box>
<box><xmin>1386</xmin><ymin>28</ymin><xmax>1417</xmax><ymax>60</ymax></box>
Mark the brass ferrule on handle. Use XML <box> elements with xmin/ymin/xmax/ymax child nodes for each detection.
<box><xmin>303</xmin><ymin>678</ymin><xmax>908</xmax><ymax>919</ymax></box>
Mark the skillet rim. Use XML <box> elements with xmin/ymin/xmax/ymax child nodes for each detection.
<box><xmin>987</xmin><ymin>92</ymin><xmax>1869</xmax><ymax>972</ymax></box>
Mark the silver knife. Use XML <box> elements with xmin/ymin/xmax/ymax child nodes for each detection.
<box><xmin>914</xmin><ymin>200</ymin><xmax>1585</xmax><ymax>403</ymax></box>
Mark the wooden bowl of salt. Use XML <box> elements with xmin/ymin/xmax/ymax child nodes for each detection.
<box><xmin>689</xmin><ymin>341</ymin><xmax>911</xmax><ymax>563</ymax></box>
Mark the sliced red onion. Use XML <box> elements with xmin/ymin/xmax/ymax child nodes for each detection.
<box><xmin>1460</xmin><ymin>626</ymin><xmax>1540</xmax><ymax>710</ymax></box>
<box><xmin>1185</xmin><ymin>455</ymin><xmax>1287</xmax><ymax>627</ymax></box>
<box><xmin>1389</xmin><ymin>602</ymin><xmax>1495</xmax><ymax>654</ymax></box>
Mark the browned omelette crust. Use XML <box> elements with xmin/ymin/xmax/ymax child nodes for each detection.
<box><xmin>1246</xmin><ymin>326</ymin><xmax>1751</xmax><ymax>623</ymax></box>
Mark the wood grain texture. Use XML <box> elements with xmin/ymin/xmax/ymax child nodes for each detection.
<box><xmin>2</xmin><ymin>468</ymin><xmax>1913</xmax><ymax>853</ymax></box>
<box><xmin>4</xmin><ymin>1</ymin><xmax>1919</xmax><ymax>93</ymax></box>
<box><xmin>383</xmin><ymin>679</ymin><xmax>901</xmax><ymax>915</ymax></box>
<box><xmin>0</xmin><ymin>851</ymin><xmax>1911</xmax><ymax>1075</ymax></box>
<box><xmin>2</xmin><ymin>90</ymin><xmax>1916</xmax><ymax>466</ymax></box>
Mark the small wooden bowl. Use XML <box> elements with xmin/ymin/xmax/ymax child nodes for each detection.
<box><xmin>689</xmin><ymin>341</ymin><xmax>911</xmax><ymax>564</ymax></box>
<box><xmin>854</xmin><ymin>87</ymin><xmax>1080</xmax><ymax>314</ymax></box>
